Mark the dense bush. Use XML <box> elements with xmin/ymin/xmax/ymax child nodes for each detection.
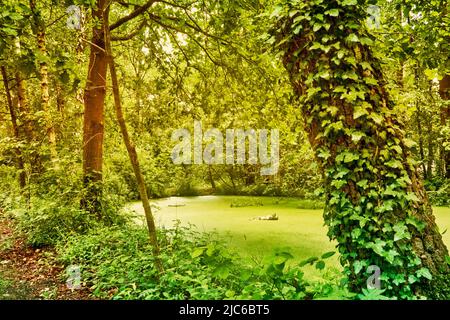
<box><xmin>14</xmin><ymin>192</ymin><xmax>130</xmax><ymax>247</ymax></box>
<box><xmin>57</xmin><ymin>224</ymin><xmax>352</xmax><ymax>300</ymax></box>
<box><xmin>426</xmin><ymin>178</ymin><xmax>450</xmax><ymax>207</ymax></box>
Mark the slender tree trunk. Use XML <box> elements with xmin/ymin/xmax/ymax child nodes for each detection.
<box><xmin>276</xmin><ymin>0</ymin><xmax>449</xmax><ymax>298</ymax></box>
<box><xmin>208</xmin><ymin>165</ymin><xmax>216</xmax><ymax>191</ymax></box>
<box><xmin>55</xmin><ymin>81</ymin><xmax>65</xmax><ymax>117</ymax></box>
<box><xmin>105</xmin><ymin>21</ymin><xmax>163</xmax><ymax>273</ymax></box>
<box><xmin>29</xmin><ymin>0</ymin><xmax>57</xmax><ymax>160</ymax></box>
<box><xmin>1</xmin><ymin>66</ymin><xmax>26</xmax><ymax>188</ymax></box>
<box><xmin>81</xmin><ymin>0</ymin><xmax>109</xmax><ymax>215</ymax></box>
<box><xmin>426</xmin><ymin>116</ymin><xmax>434</xmax><ymax>179</ymax></box>
<box><xmin>439</xmin><ymin>74</ymin><xmax>450</xmax><ymax>178</ymax></box>
<box><xmin>15</xmin><ymin>72</ymin><xmax>33</xmax><ymax>143</ymax></box>
<box><xmin>416</xmin><ymin>105</ymin><xmax>428</xmax><ymax>178</ymax></box>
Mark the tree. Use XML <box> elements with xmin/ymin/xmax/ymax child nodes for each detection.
<box><xmin>29</xmin><ymin>0</ymin><xmax>57</xmax><ymax>160</ymax></box>
<box><xmin>271</xmin><ymin>0</ymin><xmax>449</xmax><ymax>298</ymax></box>
<box><xmin>105</xmin><ymin>15</ymin><xmax>163</xmax><ymax>272</ymax></box>
<box><xmin>1</xmin><ymin>65</ymin><xmax>26</xmax><ymax>188</ymax></box>
<box><xmin>81</xmin><ymin>0</ymin><xmax>109</xmax><ymax>215</ymax></box>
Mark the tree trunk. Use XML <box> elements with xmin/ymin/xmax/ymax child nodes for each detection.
<box><xmin>81</xmin><ymin>0</ymin><xmax>109</xmax><ymax>215</ymax></box>
<box><xmin>439</xmin><ymin>74</ymin><xmax>450</xmax><ymax>178</ymax></box>
<box><xmin>208</xmin><ymin>165</ymin><xmax>216</xmax><ymax>191</ymax></box>
<box><xmin>105</xmin><ymin>21</ymin><xmax>163</xmax><ymax>273</ymax></box>
<box><xmin>29</xmin><ymin>0</ymin><xmax>57</xmax><ymax>160</ymax></box>
<box><xmin>426</xmin><ymin>115</ymin><xmax>434</xmax><ymax>180</ymax></box>
<box><xmin>416</xmin><ymin>104</ymin><xmax>428</xmax><ymax>178</ymax></box>
<box><xmin>1</xmin><ymin>66</ymin><xmax>26</xmax><ymax>188</ymax></box>
<box><xmin>15</xmin><ymin>72</ymin><xmax>33</xmax><ymax>143</ymax></box>
<box><xmin>275</xmin><ymin>0</ymin><xmax>449</xmax><ymax>298</ymax></box>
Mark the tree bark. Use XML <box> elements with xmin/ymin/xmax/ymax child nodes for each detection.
<box><xmin>15</xmin><ymin>72</ymin><xmax>33</xmax><ymax>143</ymax></box>
<box><xmin>105</xmin><ymin>21</ymin><xmax>163</xmax><ymax>273</ymax></box>
<box><xmin>439</xmin><ymin>74</ymin><xmax>450</xmax><ymax>178</ymax></box>
<box><xmin>81</xmin><ymin>0</ymin><xmax>109</xmax><ymax>215</ymax></box>
<box><xmin>275</xmin><ymin>0</ymin><xmax>449</xmax><ymax>298</ymax></box>
<box><xmin>1</xmin><ymin>66</ymin><xmax>26</xmax><ymax>188</ymax></box>
<box><xmin>29</xmin><ymin>0</ymin><xmax>57</xmax><ymax>160</ymax></box>
<box><xmin>416</xmin><ymin>104</ymin><xmax>428</xmax><ymax>178</ymax></box>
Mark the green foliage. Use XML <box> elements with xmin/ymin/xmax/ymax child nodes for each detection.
<box><xmin>295</xmin><ymin>199</ymin><xmax>324</xmax><ymax>210</ymax></box>
<box><xmin>58</xmin><ymin>224</ymin><xmax>350</xmax><ymax>300</ymax></box>
<box><xmin>269</xmin><ymin>0</ymin><xmax>450</xmax><ymax>299</ymax></box>
<box><xmin>427</xmin><ymin>179</ymin><xmax>450</xmax><ymax>207</ymax></box>
<box><xmin>15</xmin><ymin>198</ymin><xmax>97</xmax><ymax>247</ymax></box>
<box><xmin>230</xmin><ymin>198</ymin><xmax>264</xmax><ymax>208</ymax></box>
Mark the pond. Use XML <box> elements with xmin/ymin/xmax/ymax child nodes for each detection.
<box><xmin>128</xmin><ymin>196</ymin><xmax>450</xmax><ymax>274</ymax></box>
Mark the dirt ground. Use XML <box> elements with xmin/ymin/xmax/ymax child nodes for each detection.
<box><xmin>0</xmin><ymin>216</ymin><xmax>93</xmax><ymax>300</ymax></box>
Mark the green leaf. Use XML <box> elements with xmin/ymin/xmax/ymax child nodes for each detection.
<box><xmin>342</xmin><ymin>0</ymin><xmax>357</xmax><ymax>6</ymax></box>
<box><xmin>325</xmin><ymin>9</ymin><xmax>339</xmax><ymax>17</ymax></box>
<box><xmin>299</xmin><ymin>256</ymin><xmax>319</xmax><ymax>267</ymax></box>
<box><xmin>356</xmin><ymin>179</ymin><xmax>368</xmax><ymax>188</ymax></box>
<box><xmin>213</xmin><ymin>265</ymin><xmax>230</xmax><ymax>279</ymax></box>
<box><xmin>405</xmin><ymin>217</ymin><xmax>426</xmax><ymax>232</ymax></box>
<box><xmin>353</xmin><ymin>260</ymin><xmax>365</xmax><ymax>274</ymax></box>
<box><xmin>346</xmin><ymin>34</ymin><xmax>359</xmax><ymax>43</ymax></box>
<box><xmin>445</xmin><ymin>256</ymin><xmax>450</xmax><ymax>266</ymax></box>
<box><xmin>353</xmin><ymin>106</ymin><xmax>369</xmax><ymax>119</ymax></box>
<box><xmin>351</xmin><ymin>132</ymin><xmax>365</xmax><ymax>142</ymax></box>
<box><xmin>321</xmin><ymin>251</ymin><xmax>336</xmax><ymax>259</ymax></box>
<box><xmin>191</xmin><ymin>247</ymin><xmax>205</xmax><ymax>258</ymax></box>
<box><xmin>315</xmin><ymin>260</ymin><xmax>325</xmax><ymax>270</ymax></box>
<box><xmin>240</xmin><ymin>269</ymin><xmax>252</xmax><ymax>281</ymax></box>
<box><xmin>417</xmin><ymin>267</ymin><xmax>432</xmax><ymax>280</ymax></box>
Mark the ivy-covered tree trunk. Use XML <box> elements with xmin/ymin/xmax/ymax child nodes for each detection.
<box><xmin>271</xmin><ymin>0</ymin><xmax>449</xmax><ymax>298</ymax></box>
<box><xmin>81</xmin><ymin>0</ymin><xmax>109</xmax><ymax>215</ymax></box>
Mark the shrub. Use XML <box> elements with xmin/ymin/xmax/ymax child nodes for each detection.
<box><xmin>57</xmin><ymin>223</ymin><xmax>349</xmax><ymax>300</ymax></box>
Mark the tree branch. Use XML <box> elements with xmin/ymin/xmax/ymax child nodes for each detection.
<box><xmin>111</xmin><ymin>19</ymin><xmax>146</xmax><ymax>41</ymax></box>
<box><xmin>109</xmin><ymin>0</ymin><xmax>158</xmax><ymax>31</ymax></box>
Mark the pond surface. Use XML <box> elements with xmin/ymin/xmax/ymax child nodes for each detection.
<box><xmin>128</xmin><ymin>196</ymin><xmax>450</xmax><ymax>272</ymax></box>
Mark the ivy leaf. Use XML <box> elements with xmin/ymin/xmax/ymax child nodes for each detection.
<box><xmin>405</xmin><ymin>217</ymin><xmax>426</xmax><ymax>232</ymax></box>
<box><xmin>313</xmin><ymin>23</ymin><xmax>322</xmax><ymax>32</ymax></box>
<box><xmin>369</xmin><ymin>113</ymin><xmax>383</xmax><ymax>124</ymax></box>
<box><xmin>351</xmin><ymin>132</ymin><xmax>365</xmax><ymax>142</ymax></box>
<box><xmin>403</xmin><ymin>138</ymin><xmax>417</xmax><ymax>148</ymax></box>
<box><xmin>317</xmin><ymin>149</ymin><xmax>331</xmax><ymax>160</ymax></box>
<box><xmin>405</xmin><ymin>192</ymin><xmax>419</xmax><ymax>202</ymax></box>
<box><xmin>341</xmin><ymin>0</ymin><xmax>357</xmax><ymax>5</ymax></box>
<box><xmin>364</xmin><ymin>77</ymin><xmax>378</xmax><ymax>85</ymax></box>
<box><xmin>393</xmin><ymin>223</ymin><xmax>411</xmax><ymax>241</ymax></box>
<box><xmin>325</xmin><ymin>9</ymin><xmax>339</xmax><ymax>17</ymax></box>
<box><xmin>346</xmin><ymin>34</ymin><xmax>359</xmax><ymax>43</ymax></box>
<box><xmin>445</xmin><ymin>256</ymin><xmax>450</xmax><ymax>266</ymax></box>
<box><xmin>356</xmin><ymin>179</ymin><xmax>368</xmax><ymax>188</ymax></box>
<box><xmin>353</xmin><ymin>260</ymin><xmax>365</xmax><ymax>274</ymax></box>
<box><xmin>416</xmin><ymin>267</ymin><xmax>432</xmax><ymax>280</ymax></box>
<box><xmin>353</xmin><ymin>106</ymin><xmax>369</xmax><ymax>119</ymax></box>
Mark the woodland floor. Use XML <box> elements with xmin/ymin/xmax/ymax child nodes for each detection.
<box><xmin>0</xmin><ymin>216</ymin><xmax>92</xmax><ymax>300</ymax></box>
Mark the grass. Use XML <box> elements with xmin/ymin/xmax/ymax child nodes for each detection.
<box><xmin>128</xmin><ymin>196</ymin><xmax>450</xmax><ymax>277</ymax></box>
